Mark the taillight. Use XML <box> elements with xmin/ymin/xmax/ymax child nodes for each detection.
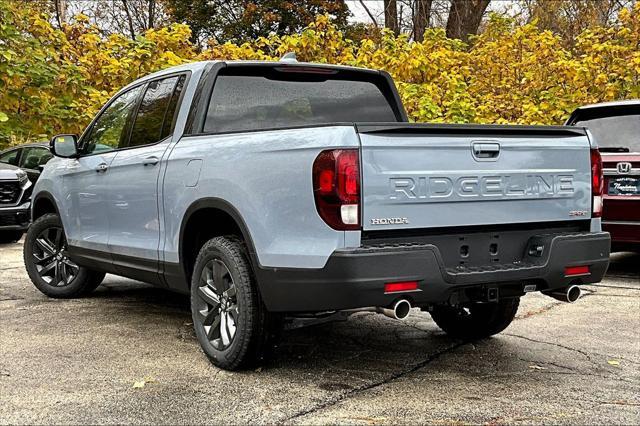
<box><xmin>312</xmin><ymin>149</ymin><xmax>360</xmax><ymax>230</ymax></box>
<box><xmin>384</xmin><ymin>281</ymin><xmax>419</xmax><ymax>293</ymax></box>
<box><xmin>591</xmin><ymin>148</ymin><xmax>603</xmax><ymax>218</ymax></box>
<box><xmin>564</xmin><ymin>265</ymin><xmax>590</xmax><ymax>277</ymax></box>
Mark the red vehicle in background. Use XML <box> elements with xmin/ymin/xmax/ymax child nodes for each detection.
<box><xmin>567</xmin><ymin>100</ymin><xmax>640</xmax><ymax>252</ymax></box>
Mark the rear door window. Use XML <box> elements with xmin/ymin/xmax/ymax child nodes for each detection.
<box><xmin>128</xmin><ymin>75</ymin><xmax>185</xmax><ymax>148</ymax></box>
<box><xmin>203</xmin><ymin>68</ymin><xmax>397</xmax><ymax>133</ymax></box>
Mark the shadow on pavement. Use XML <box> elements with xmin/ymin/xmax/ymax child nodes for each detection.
<box><xmin>607</xmin><ymin>252</ymin><xmax>640</xmax><ymax>279</ymax></box>
<box><xmin>88</xmin><ymin>277</ymin><xmax>462</xmax><ymax>371</ymax></box>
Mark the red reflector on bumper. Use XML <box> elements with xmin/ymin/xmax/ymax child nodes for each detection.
<box><xmin>564</xmin><ymin>265</ymin><xmax>590</xmax><ymax>277</ymax></box>
<box><xmin>384</xmin><ymin>281</ymin><xmax>418</xmax><ymax>293</ymax></box>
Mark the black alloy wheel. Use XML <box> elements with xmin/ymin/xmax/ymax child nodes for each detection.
<box><xmin>24</xmin><ymin>213</ymin><xmax>105</xmax><ymax>298</ymax></box>
<box><xmin>190</xmin><ymin>236</ymin><xmax>282</xmax><ymax>370</ymax></box>
<box><xmin>31</xmin><ymin>225</ymin><xmax>79</xmax><ymax>287</ymax></box>
<box><xmin>194</xmin><ymin>258</ymin><xmax>239</xmax><ymax>350</ymax></box>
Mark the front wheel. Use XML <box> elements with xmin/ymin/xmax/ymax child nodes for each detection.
<box><xmin>23</xmin><ymin>214</ymin><xmax>105</xmax><ymax>298</ymax></box>
<box><xmin>430</xmin><ymin>297</ymin><xmax>520</xmax><ymax>340</ymax></box>
<box><xmin>191</xmin><ymin>236</ymin><xmax>280</xmax><ymax>370</ymax></box>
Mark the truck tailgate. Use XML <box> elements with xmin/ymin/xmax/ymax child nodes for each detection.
<box><xmin>357</xmin><ymin>124</ymin><xmax>592</xmax><ymax>231</ymax></box>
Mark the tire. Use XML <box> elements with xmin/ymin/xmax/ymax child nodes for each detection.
<box><xmin>190</xmin><ymin>236</ymin><xmax>280</xmax><ymax>370</ymax></box>
<box><xmin>430</xmin><ymin>297</ymin><xmax>520</xmax><ymax>340</ymax></box>
<box><xmin>0</xmin><ymin>230</ymin><xmax>23</xmax><ymax>244</ymax></box>
<box><xmin>23</xmin><ymin>213</ymin><xmax>106</xmax><ymax>298</ymax></box>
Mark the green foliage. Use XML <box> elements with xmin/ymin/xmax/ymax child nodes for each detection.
<box><xmin>0</xmin><ymin>0</ymin><xmax>193</xmax><ymax>146</ymax></box>
<box><xmin>1</xmin><ymin>0</ymin><xmax>638</xmax><ymax>149</ymax></box>
<box><xmin>163</xmin><ymin>0</ymin><xmax>351</xmax><ymax>45</ymax></box>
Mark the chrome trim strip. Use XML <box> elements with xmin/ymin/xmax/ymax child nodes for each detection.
<box><xmin>602</xmin><ymin>220</ymin><xmax>639</xmax><ymax>226</ymax></box>
<box><xmin>604</xmin><ymin>168</ymin><xmax>640</xmax><ymax>176</ymax></box>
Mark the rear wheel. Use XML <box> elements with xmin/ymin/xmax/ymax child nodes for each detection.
<box><xmin>23</xmin><ymin>214</ymin><xmax>105</xmax><ymax>298</ymax></box>
<box><xmin>0</xmin><ymin>230</ymin><xmax>23</xmax><ymax>244</ymax></box>
<box><xmin>430</xmin><ymin>298</ymin><xmax>520</xmax><ymax>340</ymax></box>
<box><xmin>191</xmin><ymin>236</ymin><xmax>280</xmax><ymax>370</ymax></box>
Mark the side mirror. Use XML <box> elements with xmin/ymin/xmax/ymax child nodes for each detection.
<box><xmin>50</xmin><ymin>134</ymin><xmax>79</xmax><ymax>158</ymax></box>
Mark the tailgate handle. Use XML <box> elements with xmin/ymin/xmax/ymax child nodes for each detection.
<box><xmin>472</xmin><ymin>142</ymin><xmax>500</xmax><ymax>161</ymax></box>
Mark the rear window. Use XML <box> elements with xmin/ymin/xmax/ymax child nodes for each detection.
<box><xmin>203</xmin><ymin>68</ymin><xmax>398</xmax><ymax>133</ymax></box>
<box><xmin>575</xmin><ymin>112</ymin><xmax>640</xmax><ymax>153</ymax></box>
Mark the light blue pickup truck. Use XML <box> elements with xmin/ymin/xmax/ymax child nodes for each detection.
<box><xmin>24</xmin><ymin>57</ymin><xmax>610</xmax><ymax>370</ymax></box>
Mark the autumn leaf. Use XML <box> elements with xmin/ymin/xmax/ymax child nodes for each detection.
<box><xmin>1</xmin><ymin>1</ymin><xmax>639</xmax><ymax>148</ymax></box>
<box><xmin>132</xmin><ymin>376</ymin><xmax>157</xmax><ymax>388</ymax></box>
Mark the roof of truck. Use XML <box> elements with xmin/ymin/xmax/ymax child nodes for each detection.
<box><xmin>566</xmin><ymin>99</ymin><xmax>640</xmax><ymax>124</ymax></box>
<box><xmin>121</xmin><ymin>59</ymin><xmax>382</xmax><ymax>93</ymax></box>
<box><xmin>572</xmin><ymin>99</ymin><xmax>640</xmax><ymax>110</ymax></box>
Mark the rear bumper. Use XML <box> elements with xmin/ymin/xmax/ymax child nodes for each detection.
<box><xmin>256</xmin><ymin>231</ymin><xmax>610</xmax><ymax>312</ymax></box>
<box><xmin>603</xmin><ymin>221</ymin><xmax>640</xmax><ymax>249</ymax></box>
<box><xmin>0</xmin><ymin>202</ymin><xmax>31</xmax><ymax>231</ymax></box>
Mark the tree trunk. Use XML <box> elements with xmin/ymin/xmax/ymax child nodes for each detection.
<box><xmin>413</xmin><ymin>0</ymin><xmax>433</xmax><ymax>42</ymax></box>
<box><xmin>53</xmin><ymin>0</ymin><xmax>67</xmax><ymax>28</ymax></box>
<box><xmin>122</xmin><ymin>0</ymin><xmax>136</xmax><ymax>38</ymax></box>
<box><xmin>446</xmin><ymin>0</ymin><xmax>491</xmax><ymax>42</ymax></box>
<box><xmin>383</xmin><ymin>0</ymin><xmax>399</xmax><ymax>35</ymax></box>
<box><xmin>148</xmin><ymin>0</ymin><xmax>155</xmax><ymax>29</ymax></box>
<box><xmin>358</xmin><ymin>0</ymin><xmax>378</xmax><ymax>26</ymax></box>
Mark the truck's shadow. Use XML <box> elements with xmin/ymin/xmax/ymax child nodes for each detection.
<box><xmin>607</xmin><ymin>251</ymin><xmax>640</xmax><ymax>279</ymax></box>
<box><xmin>39</xmin><ymin>249</ymin><xmax>640</xmax><ymax>375</ymax></box>
<box><xmin>90</xmin><ymin>278</ymin><xmax>483</xmax><ymax>374</ymax></box>
<box><xmin>76</xmin><ymin>279</ymin><xmax>546</xmax><ymax>399</ymax></box>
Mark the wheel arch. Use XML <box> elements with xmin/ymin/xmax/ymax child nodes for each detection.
<box><xmin>32</xmin><ymin>191</ymin><xmax>60</xmax><ymax>221</ymax></box>
<box><xmin>179</xmin><ymin>198</ymin><xmax>259</xmax><ymax>285</ymax></box>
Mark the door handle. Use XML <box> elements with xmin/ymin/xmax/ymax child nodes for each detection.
<box><xmin>472</xmin><ymin>142</ymin><xmax>500</xmax><ymax>160</ymax></box>
<box><xmin>142</xmin><ymin>156</ymin><xmax>159</xmax><ymax>166</ymax></box>
<box><xmin>95</xmin><ymin>163</ymin><xmax>109</xmax><ymax>173</ymax></box>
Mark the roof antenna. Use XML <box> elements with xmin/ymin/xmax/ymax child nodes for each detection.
<box><xmin>280</xmin><ymin>52</ymin><xmax>297</xmax><ymax>63</ymax></box>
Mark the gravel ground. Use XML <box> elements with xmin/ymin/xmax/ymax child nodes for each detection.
<box><xmin>0</xmin><ymin>239</ymin><xmax>638</xmax><ymax>425</ymax></box>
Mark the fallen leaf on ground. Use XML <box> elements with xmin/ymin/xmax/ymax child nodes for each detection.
<box><xmin>133</xmin><ymin>376</ymin><xmax>156</xmax><ymax>388</ymax></box>
<box><xmin>607</xmin><ymin>360</ymin><xmax>620</xmax><ymax>366</ymax></box>
<box><xmin>529</xmin><ymin>365</ymin><xmax>547</xmax><ymax>370</ymax></box>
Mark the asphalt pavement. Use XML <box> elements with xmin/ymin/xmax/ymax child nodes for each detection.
<box><xmin>1</xmin><ymin>239</ymin><xmax>638</xmax><ymax>424</ymax></box>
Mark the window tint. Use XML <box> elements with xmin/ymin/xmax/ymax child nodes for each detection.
<box><xmin>82</xmin><ymin>86</ymin><xmax>143</xmax><ymax>155</ymax></box>
<box><xmin>0</xmin><ymin>149</ymin><xmax>19</xmax><ymax>166</ymax></box>
<box><xmin>575</xmin><ymin>114</ymin><xmax>640</xmax><ymax>152</ymax></box>
<box><xmin>203</xmin><ymin>72</ymin><xmax>397</xmax><ymax>133</ymax></box>
<box><xmin>129</xmin><ymin>75</ymin><xmax>184</xmax><ymax>148</ymax></box>
<box><xmin>19</xmin><ymin>147</ymin><xmax>53</xmax><ymax>169</ymax></box>
<box><xmin>161</xmin><ymin>75</ymin><xmax>186</xmax><ymax>140</ymax></box>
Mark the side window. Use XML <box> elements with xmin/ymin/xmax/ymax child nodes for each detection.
<box><xmin>0</xmin><ymin>149</ymin><xmax>19</xmax><ymax>166</ymax></box>
<box><xmin>161</xmin><ymin>75</ymin><xmax>185</xmax><ymax>140</ymax></box>
<box><xmin>128</xmin><ymin>75</ymin><xmax>184</xmax><ymax>148</ymax></box>
<box><xmin>82</xmin><ymin>86</ymin><xmax>143</xmax><ymax>155</ymax></box>
<box><xmin>19</xmin><ymin>147</ymin><xmax>53</xmax><ymax>170</ymax></box>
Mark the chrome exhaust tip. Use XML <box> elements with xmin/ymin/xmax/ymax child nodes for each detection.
<box><xmin>545</xmin><ymin>285</ymin><xmax>582</xmax><ymax>303</ymax></box>
<box><xmin>377</xmin><ymin>299</ymin><xmax>412</xmax><ymax>320</ymax></box>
